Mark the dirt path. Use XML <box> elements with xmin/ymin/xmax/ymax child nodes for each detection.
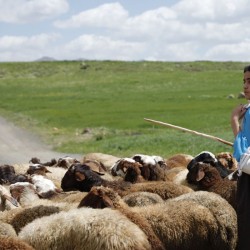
<box><xmin>0</xmin><ymin>116</ymin><xmax>82</xmax><ymax>165</ymax></box>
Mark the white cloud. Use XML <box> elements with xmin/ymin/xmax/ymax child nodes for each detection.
<box><xmin>0</xmin><ymin>33</ymin><xmax>60</xmax><ymax>61</ymax></box>
<box><xmin>173</xmin><ymin>0</ymin><xmax>249</xmax><ymax>22</ymax></box>
<box><xmin>205</xmin><ymin>40</ymin><xmax>250</xmax><ymax>61</ymax></box>
<box><xmin>60</xmin><ymin>34</ymin><xmax>145</xmax><ymax>61</ymax></box>
<box><xmin>1</xmin><ymin>1</ymin><xmax>250</xmax><ymax>61</ymax></box>
<box><xmin>0</xmin><ymin>0</ymin><xmax>69</xmax><ymax>23</ymax></box>
<box><xmin>54</xmin><ymin>2</ymin><xmax>128</xmax><ymax>29</ymax></box>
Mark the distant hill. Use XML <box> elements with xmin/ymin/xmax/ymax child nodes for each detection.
<box><xmin>35</xmin><ymin>56</ymin><xmax>56</xmax><ymax>62</ymax></box>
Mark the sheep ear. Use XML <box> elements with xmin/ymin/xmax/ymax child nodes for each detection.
<box><xmin>45</xmin><ymin>168</ymin><xmax>52</xmax><ymax>173</ymax></box>
<box><xmin>196</xmin><ymin>169</ymin><xmax>205</xmax><ymax>181</ymax></box>
<box><xmin>3</xmin><ymin>195</ymin><xmax>19</xmax><ymax>207</ymax></box>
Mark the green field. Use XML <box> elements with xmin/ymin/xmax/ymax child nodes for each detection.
<box><xmin>0</xmin><ymin>60</ymin><xmax>248</xmax><ymax>158</ymax></box>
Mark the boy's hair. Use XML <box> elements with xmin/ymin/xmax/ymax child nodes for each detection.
<box><xmin>244</xmin><ymin>65</ymin><xmax>250</xmax><ymax>72</ymax></box>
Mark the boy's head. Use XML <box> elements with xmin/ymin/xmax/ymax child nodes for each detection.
<box><xmin>244</xmin><ymin>65</ymin><xmax>250</xmax><ymax>73</ymax></box>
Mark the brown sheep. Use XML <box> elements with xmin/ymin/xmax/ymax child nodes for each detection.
<box><xmin>186</xmin><ymin>162</ymin><xmax>237</xmax><ymax>209</ymax></box>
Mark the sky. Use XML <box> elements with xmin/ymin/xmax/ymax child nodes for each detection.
<box><xmin>0</xmin><ymin>0</ymin><xmax>250</xmax><ymax>62</ymax></box>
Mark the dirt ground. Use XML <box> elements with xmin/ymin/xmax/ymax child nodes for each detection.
<box><xmin>0</xmin><ymin>116</ymin><xmax>82</xmax><ymax>165</ymax></box>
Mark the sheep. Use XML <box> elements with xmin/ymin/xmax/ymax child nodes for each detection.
<box><xmin>78</xmin><ymin>186</ymin><xmax>237</xmax><ymax>250</ymax></box>
<box><xmin>215</xmin><ymin>152</ymin><xmax>238</xmax><ymax>171</ymax></box>
<box><xmin>29</xmin><ymin>157</ymin><xmax>57</xmax><ymax>167</ymax></box>
<box><xmin>61</xmin><ymin>163</ymin><xmax>193</xmax><ymax>200</ymax></box>
<box><xmin>171</xmin><ymin>191</ymin><xmax>237</xmax><ymax>249</ymax></box>
<box><xmin>122</xmin><ymin>191</ymin><xmax>164</xmax><ymax>207</ymax></box>
<box><xmin>122</xmin><ymin>154</ymin><xmax>169</xmax><ymax>181</ymax></box>
<box><xmin>19</xmin><ymin>207</ymin><xmax>151</xmax><ymax>250</ymax></box>
<box><xmin>26</xmin><ymin>164</ymin><xmax>52</xmax><ymax>176</ymax></box>
<box><xmin>0</xmin><ymin>184</ymin><xmax>19</xmax><ymax>211</ymax></box>
<box><xmin>0</xmin><ymin>164</ymin><xmax>29</xmax><ymax>184</ymax></box>
<box><xmin>9</xmin><ymin>182</ymin><xmax>83</xmax><ymax>209</ymax></box>
<box><xmin>78</xmin><ymin>187</ymin><xmax>165</xmax><ymax>250</ymax></box>
<box><xmin>187</xmin><ymin>151</ymin><xmax>232</xmax><ymax>178</ymax></box>
<box><xmin>83</xmin><ymin>152</ymin><xmax>121</xmax><ymax>170</ymax></box>
<box><xmin>0</xmin><ymin>221</ymin><xmax>16</xmax><ymax>237</ymax></box>
<box><xmin>110</xmin><ymin>157</ymin><xmax>139</xmax><ymax>177</ymax></box>
<box><xmin>0</xmin><ymin>235</ymin><xmax>35</xmax><ymax>250</ymax></box>
<box><xmin>11</xmin><ymin>205</ymin><xmax>60</xmax><ymax>233</ymax></box>
<box><xmin>165</xmin><ymin>153</ymin><xmax>193</xmax><ymax>169</ymax></box>
<box><xmin>56</xmin><ymin>156</ymin><xmax>80</xmax><ymax>169</ymax></box>
<box><xmin>82</xmin><ymin>158</ymin><xmax>107</xmax><ymax>173</ymax></box>
<box><xmin>30</xmin><ymin>174</ymin><xmax>62</xmax><ymax>198</ymax></box>
<box><xmin>186</xmin><ymin>162</ymin><xmax>237</xmax><ymax>209</ymax></box>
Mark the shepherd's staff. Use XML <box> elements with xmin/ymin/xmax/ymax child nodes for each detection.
<box><xmin>144</xmin><ymin>118</ymin><xmax>233</xmax><ymax>147</ymax></box>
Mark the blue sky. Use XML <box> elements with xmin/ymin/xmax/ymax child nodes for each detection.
<box><xmin>0</xmin><ymin>0</ymin><xmax>249</xmax><ymax>62</ymax></box>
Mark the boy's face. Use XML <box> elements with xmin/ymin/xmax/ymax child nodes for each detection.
<box><xmin>243</xmin><ymin>71</ymin><xmax>250</xmax><ymax>100</ymax></box>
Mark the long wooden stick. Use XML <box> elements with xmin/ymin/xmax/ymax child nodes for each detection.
<box><xmin>144</xmin><ymin>118</ymin><xmax>233</xmax><ymax>147</ymax></box>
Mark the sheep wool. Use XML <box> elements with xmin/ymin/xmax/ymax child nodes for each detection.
<box><xmin>19</xmin><ymin>207</ymin><xmax>151</xmax><ymax>250</ymax></box>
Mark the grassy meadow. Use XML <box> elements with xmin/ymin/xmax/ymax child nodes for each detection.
<box><xmin>0</xmin><ymin>60</ymin><xmax>248</xmax><ymax>159</ymax></box>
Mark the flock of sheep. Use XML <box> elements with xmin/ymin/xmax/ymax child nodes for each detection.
<box><xmin>0</xmin><ymin>150</ymin><xmax>239</xmax><ymax>250</ymax></box>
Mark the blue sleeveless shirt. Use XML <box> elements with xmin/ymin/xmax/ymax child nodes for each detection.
<box><xmin>233</xmin><ymin>108</ymin><xmax>250</xmax><ymax>162</ymax></box>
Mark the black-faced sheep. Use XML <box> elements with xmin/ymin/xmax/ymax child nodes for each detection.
<box><xmin>187</xmin><ymin>151</ymin><xmax>232</xmax><ymax>178</ymax></box>
<box><xmin>78</xmin><ymin>186</ymin><xmax>237</xmax><ymax>250</ymax></box>
<box><xmin>19</xmin><ymin>207</ymin><xmax>151</xmax><ymax>250</ymax></box>
<box><xmin>61</xmin><ymin>163</ymin><xmax>193</xmax><ymax>200</ymax></box>
<box><xmin>186</xmin><ymin>162</ymin><xmax>237</xmax><ymax>209</ymax></box>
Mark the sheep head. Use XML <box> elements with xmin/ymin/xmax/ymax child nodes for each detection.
<box><xmin>78</xmin><ymin>186</ymin><xmax>115</xmax><ymax>209</ymax></box>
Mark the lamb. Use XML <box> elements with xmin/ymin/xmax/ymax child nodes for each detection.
<box><xmin>61</xmin><ymin>163</ymin><xmax>193</xmax><ymax>200</ymax></box>
<box><xmin>19</xmin><ymin>207</ymin><xmax>151</xmax><ymax>250</ymax></box>
<box><xmin>186</xmin><ymin>162</ymin><xmax>237</xmax><ymax>209</ymax></box>
<box><xmin>78</xmin><ymin>186</ymin><xmax>237</xmax><ymax>250</ymax></box>
<box><xmin>0</xmin><ymin>235</ymin><xmax>35</xmax><ymax>250</ymax></box>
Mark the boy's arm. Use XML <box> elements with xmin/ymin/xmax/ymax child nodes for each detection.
<box><xmin>231</xmin><ymin>104</ymin><xmax>246</xmax><ymax>137</ymax></box>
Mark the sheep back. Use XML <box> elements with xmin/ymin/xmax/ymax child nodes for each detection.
<box><xmin>19</xmin><ymin>207</ymin><xmax>151</xmax><ymax>250</ymax></box>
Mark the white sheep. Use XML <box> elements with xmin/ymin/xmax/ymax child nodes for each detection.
<box><xmin>19</xmin><ymin>207</ymin><xmax>151</xmax><ymax>250</ymax></box>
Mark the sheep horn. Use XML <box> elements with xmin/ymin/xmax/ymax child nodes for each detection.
<box><xmin>144</xmin><ymin>118</ymin><xmax>233</xmax><ymax>147</ymax></box>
